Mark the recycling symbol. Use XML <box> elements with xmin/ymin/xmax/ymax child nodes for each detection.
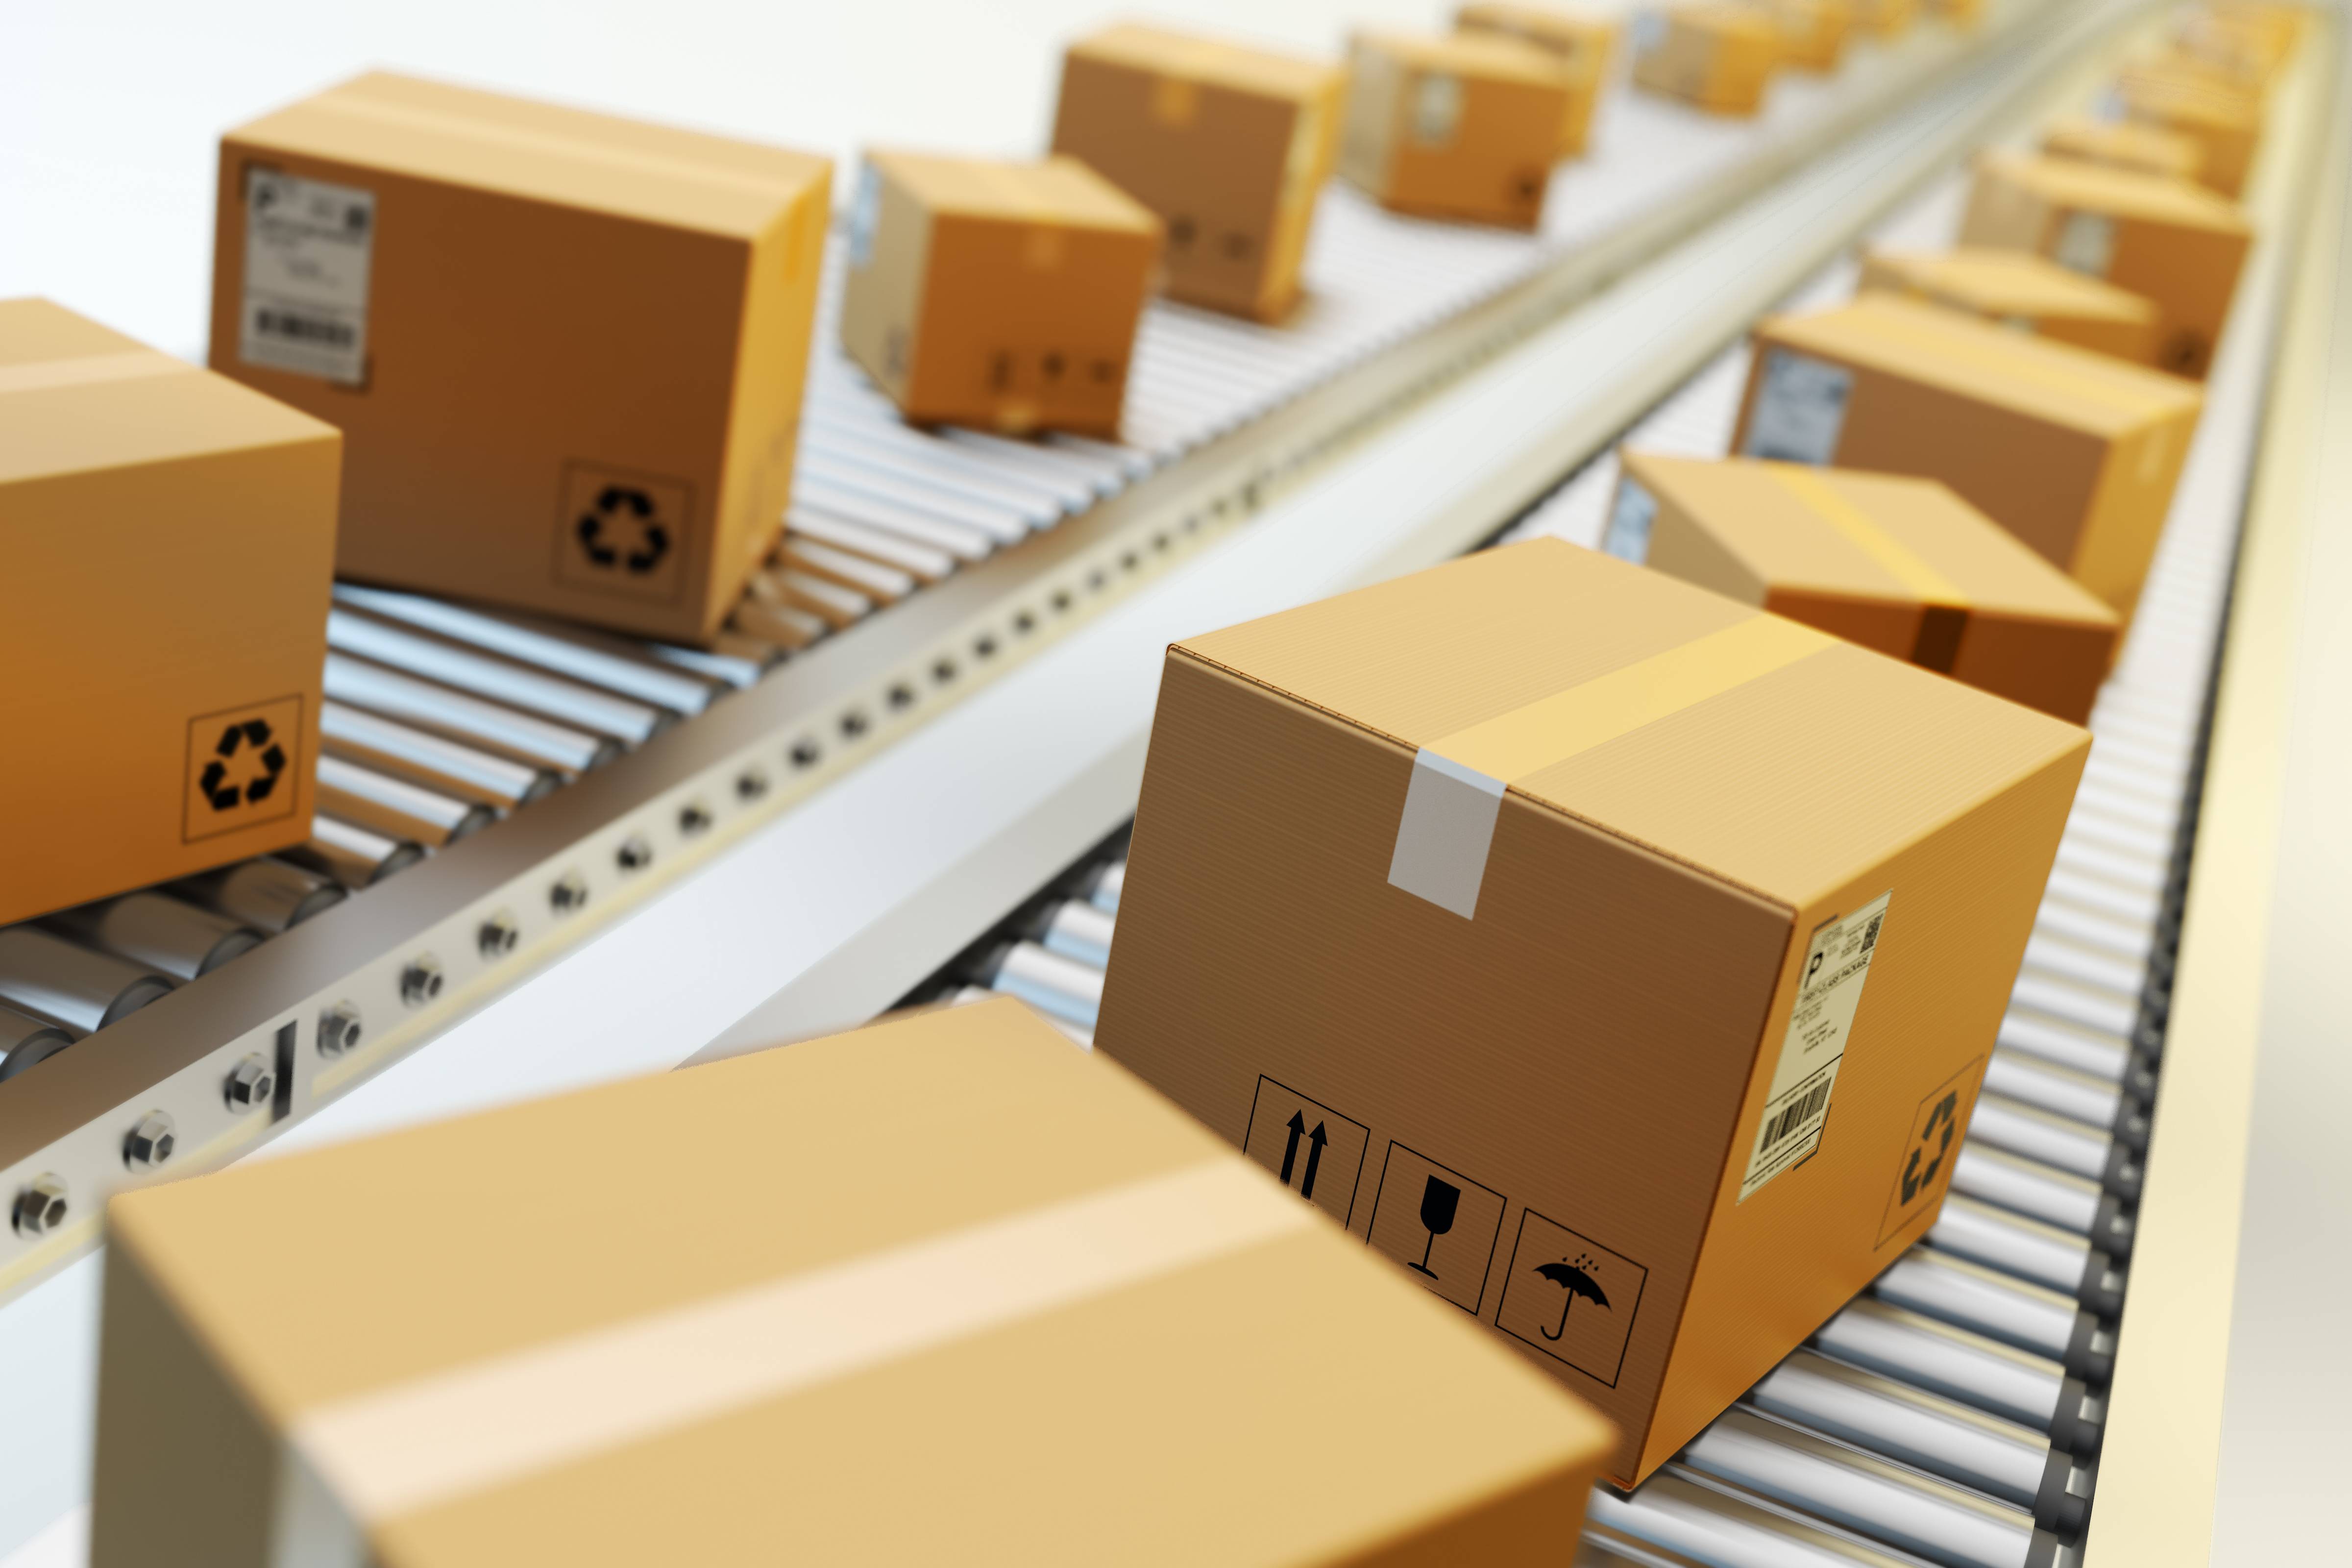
<box><xmin>1900</xmin><ymin>1090</ymin><xmax>1959</xmax><ymax>1205</ymax></box>
<box><xmin>575</xmin><ymin>485</ymin><xmax>670</xmax><ymax>575</ymax></box>
<box><xmin>199</xmin><ymin>720</ymin><xmax>288</xmax><ymax>813</ymax></box>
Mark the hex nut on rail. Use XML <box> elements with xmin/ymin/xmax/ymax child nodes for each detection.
<box><xmin>318</xmin><ymin>1001</ymin><xmax>363</xmax><ymax>1057</ymax></box>
<box><xmin>12</xmin><ymin>1176</ymin><xmax>68</xmax><ymax>1238</ymax></box>
<box><xmin>400</xmin><ymin>955</ymin><xmax>445</xmax><ymax>1009</ymax></box>
<box><xmin>616</xmin><ymin>835</ymin><xmax>655</xmax><ymax>873</ymax></box>
<box><xmin>550</xmin><ymin>871</ymin><xmax>590</xmax><ymax>914</ymax></box>
<box><xmin>124</xmin><ymin>1112</ymin><xmax>176</xmax><ymax>1172</ymax></box>
<box><xmin>478</xmin><ymin>910</ymin><xmax>522</xmax><ymax>959</ymax></box>
<box><xmin>224</xmin><ymin>1054</ymin><xmax>275</xmax><ymax>1110</ymax></box>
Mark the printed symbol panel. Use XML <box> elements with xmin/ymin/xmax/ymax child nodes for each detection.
<box><xmin>1241</xmin><ymin>1077</ymin><xmax>1370</xmax><ymax>1228</ymax></box>
<box><xmin>183</xmin><ymin>695</ymin><xmax>304</xmax><ymax>843</ymax></box>
<box><xmin>1365</xmin><ymin>1144</ymin><xmax>1506</xmax><ymax>1315</ymax></box>
<box><xmin>1494</xmin><ymin>1209</ymin><xmax>1648</xmax><ymax>1389</ymax></box>
<box><xmin>1878</xmin><ymin>1056</ymin><xmax>1985</xmax><ymax>1248</ymax></box>
<box><xmin>554</xmin><ymin>463</ymin><xmax>693</xmax><ymax>604</ymax></box>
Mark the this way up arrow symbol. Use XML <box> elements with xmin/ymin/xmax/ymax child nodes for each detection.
<box><xmin>1300</xmin><ymin>1122</ymin><xmax>1329</xmax><ymax>1200</ymax></box>
<box><xmin>1280</xmin><ymin>1112</ymin><xmax>1305</xmax><ymax>1185</ymax></box>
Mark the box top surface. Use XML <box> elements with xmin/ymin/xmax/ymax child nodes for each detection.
<box><xmin>108</xmin><ymin>998</ymin><xmax>1608</xmax><ymax>1562</ymax></box>
<box><xmin>1067</xmin><ymin>22</ymin><xmax>1342</xmax><ymax>100</ymax></box>
<box><xmin>1663</xmin><ymin>4</ymin><xmax>1783</xmax><ymax>43</ymax></box>
<box><xmin>1176</xmin><ymin>539</ymin><xmax>2087</xmax><ymax>907</ymax></box>
<box><xmin>1455</xmin><ymin>3</ymin><xmax>1623</xmax><ymax>47</ymax></box>
<box><xmin>2119</xmin><ymin>65</ymin><xmax>2264</xmax><ymax>123</ymax></box>
<box><xmin>1758</xmin><ymin>294</ymin><xmax>2204</xmax><ymax>436</ymax></box>
<box><xmin>867</xmin><ymin>149</ymin><xmax>1161</xmax><ymax>233</ymax></box>
<box><xmin>1978</xmin><ymin>149</ymin><xmax>2251</xmax><ymax>231</ymax></box>
<box><xmin>2042</xmin><ymin>115</ymin><xmax>2206</xmax><ymax>174</ymax></box>
<box><xmin>1865</xmin><ymin>246</ymin><xmax>2160</xmax><ymax>322</ymax></box>
<box><xmin>1621</xmin><ymin>452</ymin><xmax>2124</xmax><ymax>626</ymax></box>
<box><xmin>1351</xmin><ymin>27</ymin><xmax>1572</xmax><ymax>85</ymax></box>
<box><xmin>227</xmin><ymin>72</ymin><xmax>830</xmax><ymax>240</ymax></box>
<box><xmin>0</xmin><ymin>297</ymin><xmax>338</xmax><ymax>486</ymax></box>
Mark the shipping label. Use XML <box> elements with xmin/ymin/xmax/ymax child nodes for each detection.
<box><xmin>1738</xmin><ymin>890</ymin><xmax>1891</xmax><ymax>1202</ymax></box>
<box><xmin>1602</xmin><ymin>474</ymin><xmax>1659</xmax><ymax>563</ymax></box>
<box><xmin>1742</xmin><ymin>348</ymin><xmax>1852</xmax><ymax>465</ymax></box>
<box><xmin>240</xmin><ymin>169</ymin><xmax>376</xmax><ymax>385</ymax></box>
<box><xmin>2053</xmin><ymin>210</ymin><xmax>2118</xmax><ymax>279</ymax></box>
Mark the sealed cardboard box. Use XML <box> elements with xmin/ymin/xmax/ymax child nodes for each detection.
<box><xmin>1959</xmin><ymin>151</ymin><xmax>2252</xmax><ymax>378</ymax></box>
<box><xmin>1854</xmin><ymin>0</ymin><xmax>1918</xmax><ymax>37</ymax></box>
<box><xmin>1733</xmin><ymin>294</ymin><xmax>2205</xmax><ymax>622</ymax></box>
<box><xmin>1765</xmin><ymin>0</ymin><xmax>1855</xmax><ymax>73</ymax></box>
<box><xmin>1</xmin><ymin>299</ymin><xmax>339</xmax><ymax>928</ymax></box>
<box><xmin>1927</xmin><ymin>0</ymin><xmax>1985</xmax><ymax>27</ymax></box>
<box><xmin>1338</xmin><ymin>30</ymin><xmax>1571</xmax><ymax>228</ymax></box>
<box><xmin>841</xmin><ymin>151</ymin><xmax>1161</xmax><ymax>437</ymax></box>
<box><xmin>210</xmin><ymin>73</ymin><xmax>830</xmax><ymax>646</ymax></box>
<box><xmin>1051</xmin><ymin>24</ymin><xmax>1345</xmax><ymax>323</ymax></box>
<box><xmin>90</xmin><ymin>997</ymin><xmax>1615</xmax><ymax>1566</ymax></box>
<box><xmin>2041</xmin><ymin>114</ymin><xmax>2206</xmax><ymax>183</ymax></box>
<box><xmin>1631</xmin><ymin>5</ymin><xmax>1782</xmax><ymax>116</ymax></box>
<box><xmin>2118</xmin><ymin>67</ymin><xmax>2263</xmax><ymax>197</ymax></box>
<box><xmin>1454</xmin><ymin>3</ymin><xmax>1620</xmax><ymax>156</ymax></box>
<box><xmin>1858</xmin><ymin>246</ymin><xmax>2163</xmax><ymax>366</ymax></box>
<box><xmin>1606</xmin><ymin>452</ymin><xmax>2122</xmax><ymax>721</ymax></box>
<box><xmin>1098</xmin><ymin>539</ymin><xmax>2089</xmax><ymax>1485</ymax></box>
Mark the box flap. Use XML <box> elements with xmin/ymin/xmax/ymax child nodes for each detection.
<box><xmin>1978</xmin><ymin>150</ymin><xmax>2252</xmax><ymax>232</ymax></box>
<box><xmin>1865</xmin><ymin>246</ymin><xmax>2160</xmax><ymax>322</ymax></box>
<box><xmin>868</xmin><ymin>149</ymin><xmax>1161</xmax><ymax>233</ymax></box>
<box><xmin>1067</xmin><ymin>22</ymin><xmax>1341</xmax><ymax>102</ymax></box>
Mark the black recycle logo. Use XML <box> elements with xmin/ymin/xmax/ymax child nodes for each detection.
<box><xmin>199</xmin><ymin>720</ymin><xmax>287</xmax><ymax>812</ymax></box>
<box><xmin>575</xmin><ymin>485</ymin><xmax>670</xmax><ymax>574</ymax></box>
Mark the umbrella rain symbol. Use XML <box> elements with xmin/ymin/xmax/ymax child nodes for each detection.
<box><xmin>1535</xmin><ymin>1252</ymin><xmax>1610</xmax><ymax>1341</ymax></box>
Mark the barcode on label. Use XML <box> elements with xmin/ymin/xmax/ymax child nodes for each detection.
<box><xmin>1760</xmin><ymin>1078</ymin><xmax>1833</xmax><ymax>1153</ymax></box>
<box><xmin>254</xmin><ymin>309</ymin><xmax>355</xmax><ymax>347</ymax></box>
<box><xmin>1860</xmin><ymin>914</ymin><xmax>1884</xmax><ymax>954</ymax></box>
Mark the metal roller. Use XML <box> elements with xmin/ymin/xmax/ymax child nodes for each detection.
<box><xmin>1868</xmin><ymin>1249</ymin><xmax>2113</xmax><ymax>1384</ymax></box>
<box><xmin>969</xmin><ymin>940</ymin><xmax>1103</xmax><ymax>1029</ymax></box>
<box><xmin>282</xmin><ymin>815</ymin><xmax>427</xmax><ymax>891</ymax></box>
<box><xmin>1030</xmin><ymin>900</ymin><xmax>1115</xmax><ymax>970</ymax></box>
<box><xmin>170</xmin><ymin>858</ymin><xmax>346</xmax><ymax>935</ymax></box>
<box><xmin>1587</xmin><ymin>1471</ymin><xmax>1925</xmax><ymax>1567</ymax></box>
<box><xmin>327</xmin><ymin>610</ymin><xmax>675</xmax><ymax>746</ymax></box>
<box><xmin>325</xmin><ymin>654</ymin><xmax>619</xmax><ymax>776</ymax></box>
<box><xmin>0</xmin><ymin>927</ymin><xmax>174</xmax><ymax>1037</ymax></box>
<box><xmin>316</xmin><ymin>755</ymin><xmax>496</xmax><ymax>848</ymax></box>
<box><xmin>41</xmin><ymin>892</ymin><xmax>261</xmax><ymax>980</ymax></box>
<box><xmin>321</xmin><ymin>700</ymin><xmax>557</xmax><ymax>810</ymax></box>
<box><xmin>0</xmin><ymin>1002</ymin><xmax>75</xmax><ymax>1081</ymax></box>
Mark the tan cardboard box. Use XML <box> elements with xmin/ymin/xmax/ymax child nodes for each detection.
<box><xmin>1927</xmin><ymin>0</ymin><xmax>1985</xmax><ymax>27</ymax></box>
<box><xmin>1765</xmin><ymin>0</ymin><xmax>1855</xmax><ymax>73</ymax></box>
<box><xmin>1098</xmin><ymin>539</ymin><xmax>2088</xmax><ymax>1485</ymax></box>
<box><xmin>2041</xmin><ymin>114</ymin><xmax>2206</xmax><ymax>183</ymax></box>
<box><xmin>1631</xmin><ymin>5</ymin><xmax>1782</xmax><ymax>116</ymax></box>
<box><xmin>840</xmin><ymin>151</ymin><xmax>1161</xmax><ymax>438</ymax></box>
<box><xmin>1454</xmin><ymin>3</ymin><xmax>1620</xmax><ymax>156</ymax></box>
<box><xmin>2118</xmin><ymin>66</ymin><xmax>2263</xmax><ymax>197</ymax></box>
<box><xmin>91</xmin><ymin>997</ymin><xmax>1614</xmax><ymax>1566</ymax></box>
<box><xmin>1959</xmin><ymin>151</ymin><xmax>2253</xmax><ymax>378</ymax></box>
<box><xmin>1858</xmin><ymin>246</ymin><xmax>2163</xmax><ymax>366</ymax></box>
<box><xmin>209</xmin><ymin>73</ymin><xmax>829</xmax><ymax>647</ymax></box>
<box><xmin>1608</xmin><ymin>453</ymin><xmax>2121</xmax><ymax>721</ymax></box>
<box><xmin>1733</xmin><ymin>294</ymin><xmax>2205</xmax><ymax>623</ymax></box>
<box><xmin>2172</xmin><ymin>12</ymin><xmax>2293</xmax><ymax>87</ymax></box>
<box><xmin>1854</xmin><ymin>0</ymin><xmax>1918</xmax><ymax>38</ymax></box>
<box><xmin>1338</xmin><ymin>30</ymin><xmax>1571</xmax><ymax>228</ymax></box>
<box><xmin>1</xmin><ymin>299</ymin><xmax>339</xmax><ymax>928</ymax></box>
<box><xmin>1051</xmin><ymin>24</ymin><xmax>1345</xmax><ymax>323</ymax></box>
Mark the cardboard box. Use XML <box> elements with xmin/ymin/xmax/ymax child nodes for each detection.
<box><xmin>1733</xmin><ymin>294</ymin><xmax>2205</xmax><ymax>623</ymax></box>
<box><xmin>1631</xmin><ymin>5</ymin><xmax>1782</xmax><ymax>116</ymax></box>
<box><xmin>1765</xmin><ymin>0</ymin><xmax>1855</xmax><ymax>73</ymax></box>
<box><xmin>1959</xmin><ymin>151</ymin><xmax>2252</xmax><ymax>378</ymax></box>
<box><xmin>2041</xmin><ymin>114</ymin><xmax>2206</xmax><ymax>183</ymax></box>
<box><xmin>1454</xmin><ymin>3</ymin><xmax>1620</xmax><ymax>156</ymax></box>
<box><xmin>209</xmin><ymin>73</ymin><xmax>829</xmax><ymax>647</ymax></box>
<box><xmin>2118</xmin><ymin>67</ymin><xmax>2263</xmax><ymax>197</ymax></box>
<box><xmin>1098</xmin><ymin>539</ymin><xmax>2089</xmax><ymax>1485</ymax></box>
<box><xmin>1854</xmin><ymin>0</ymin><xmax>1918</xmax><ymax>38</ymax></box>
<box><xmin>1607</xmin><ymin>452</ymin><xmax>2121</xmax><ymax>721</ymax></box>
<box><xmin>1858</xmin><ymin>246</ymin><xmax>2163</xmax><ymax>366</ymax></box>
<box><xmin>1051</xmin><ymin>24</ymin><xmax>1345</xmax><ymax>322</ymax></box>
<box><xmin>1927</xmin><ymin>0</ymin><xmax>1985</xmax><ymax>27</ymax></box>
<box><xmin>841</xmin><ymin>151</ymin><xmax>1161</xmax><ymax>438</ymax></box>
<box><xmin>2172</xmin><ymin>12</ymin><xmax>2293</xmax><ymax>87</ymax></box>
<box><xmin>90</xmin><ymin>997</ymin><xmax>1616</xmax><ymax>1566</ymax></box>
<box><xmin>1338</xmin><ymin>30</ymin><xmax>1571</xmax><ymax>228</ymax></box>
<box><xmin>1</xmin><ymin>299</ymin><xmax>339</xmax><ymax>928</ymax></box>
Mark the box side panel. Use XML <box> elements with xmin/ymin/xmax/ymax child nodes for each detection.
<box><xmin>1950</xmin><ymin>610</ymin><xmax>2115</xmax><ymax>723</ymax></box>
<box><xmin>2040</xmin><ymin>308</ymin><xmax>2164</xmax><ymax>366</ymax></box>
<box><xmin>1637</xmin><ymin>736</ymin><xmax>2088</xmax><ymax>1478</ymax></box>
<box><xmin>2068</xmin><ymin>396</ymin><xmax>2202</xmax><ymax>621</ymax></box>
<box><xmin>1338</xmin><ymin>43</ymin><xmax>1404</xmax><ymax>198</ymax></box>
<box><xmin>1098</xmin><ymin>653</ymin><xmax>1792</xmax><ymax>1482</ymax></box>
<box><xmin>0</xmin><ymin>436</ymin><xmax>335</xmax><ymax>925</ymax></box>
<box><xmin>839</xmin><ymin>164</ymin><xmax>933</xmax><ymax>409</ymax></box>
<box><xmin>1257</xmin><ymin>75</ymin><xmax>1347</xmax><ymax>322</ymax></box>
<box><xmin>1760</xmin><ymin>587</ymin><xmax>1923</xmax><ymax>663</ymax></box>
<box><xmin>2108</xmin><ymin>220</ymin><xmax>2252</xmax><ymax>379</ymax></box>
<box><xmin>1381</xmin><ymin>72</ymin><xmax>1563</xmax><ymax>229</ymax></box>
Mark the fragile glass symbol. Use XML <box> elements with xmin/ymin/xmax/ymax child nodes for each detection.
<box><xmin>1409</xmin><ymin>1176</ymin><xmax>1460</xmax><ymax>1278</ymax></box>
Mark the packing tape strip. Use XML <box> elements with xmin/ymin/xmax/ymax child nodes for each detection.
<box><xmin>0</xmin><ymin>350</ymin><xmax>198</xmax><ymax>397</ymax></box>
<box><xmin>1769</xmin><ymin>466</ymin><xmax>1970</xmax><ymax>609</ymax></box>
<box><xmin>1388</xmin><ymin>612</ymin><xmax>1835</xmax><ymax>919</ymax></box>
<box><xmin>287</xmin><ymin>1158</ymin><xmax>1310</xmax><ymax>1527</ymax></box>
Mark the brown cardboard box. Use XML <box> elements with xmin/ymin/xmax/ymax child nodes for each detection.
<box><xmin>1454</xmin><ymin>3</ymin><xmax>1620</xmax><ymax>156</ymax></box>
<box><xmin>1608</xmin><ymin>453</ymin><xmax>2121</xmax><ymax>721</ymax></box>
<box><xmin>1959</xmin><ymin>151</ymin><xmax>2253</xmax><ymax>378</ymax></box>
<box><xmin>1631</xmin><ymin>5</ymin><xmax>1782</xmax><ymax>116</ymax></box>
<box><xmin>1097</xmin><ymin>539</ymin><xmax>2088</xmax><ymax>1485</ymax></box>
<box><xmin>209</xmin><ymin>72</ymin><xmax>830</xmax><ymax>646</ymax></box>
<box><xmin>1051</xmin><ymin>24</ymin><xmax>1345</xmax><ymax>323</ymax></box>
<box><xmin>1858</xmin><ymin>246</ymin><xmax>2163</xmax><ymax>366</ymax></box>
<box><xmin>2041</xmin><ymin>114</ymin><xmax>2206</xmax><ymax>183</ymax></box>
<box><xmin>1927</xmin><ymin>0</ymin><xmax>1985</xmax><ymax>27</ymax></box>
<box><xmin>840</xmin><ymin>151</ymin><xmax>1161</xmax><ymax>437</ymax></box>
<box><xmin>2118</xmin><ymin>67</ymin><xmax>2263</xmax><ymax>197</ymax></box>
<box><xmin>1733</xmin><ymin>294</ymin><xmax>2205</xmax><ymax>623</ymax></box>
<box><xmin>1854</xmin><ymin>0</ymin><xmax>1918</xmax><ymax>38</ymax></box>
<box><xmin>1766</xmin><ymin>0</ymin><xmax>1856</xmax><ymax>73</ymax></box>
<box><xmin>2172</xmin><ymin>12</ymin><xmax>2294</xmax><ymax>87</ymax></box>
<box><xmin>1338</xmin><ymin>30</ymin><xmax>1571</xmax><ymax>228</ymax></box>
<box><xmin>90</xmin><ymin>997</ymin><xmax>1615</xmax><ymax>1566</ymax></box>
<box><xmin>1</xmin><ymin>299</ymin><xmax>339</xmax><ymax>928</ymax></box>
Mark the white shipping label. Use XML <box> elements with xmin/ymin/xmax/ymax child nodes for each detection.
<box><xmin>1602</xmin><ymin>475</ymin><xmax>1659</xmax><ymax>563</ymax></box>
<box><xmin>847</xmin><ymin>163</ymin><xmax>882</xmax><ymax>270</ymax></box>
<box><xmin>1738</xmin><ymin>890</ymin><xmax>1892</xmax><ymax>1202</ymax></box>
<box><xmin>1632</xmin><ymin>10</ymin><xmax>1669</xmax><ymax>53</ymax></box>
<box><xmin>2053</xmin><ymin>210</ymin><xmax>2117</xmax><ymax>279</ymax></box>
<box><xmin>240</xmin><ymin>170</ymin><xmax>376</xmax><ymax>385</ymax></box>
<box><xmin>1411</xmin><ymin>73</ymin><xmax>1464</xmax><ymax>146</ymax></box>
<box><xmin>1742</xmin><ymin>349</ymin><xmax>1852</xmax><ymax>466</ymax></box>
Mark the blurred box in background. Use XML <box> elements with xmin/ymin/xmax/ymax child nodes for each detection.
<box><xmin>209</xmin><ymin>73</ymin><xmax>831</xmax><ymax>646</ymax></box>
<box><xmin>1765</xmin><ymin>0</ymin><xmax>1855</xmax><ymax>74</ymax></box>
<box><xmin>1854</xmin><ymin>0</ymin><xmax>1919</xmax><ymax>39</ymax></box>
<box><xmin>2</xmin><ymin>299</ymin><xmax>339</xmax><ymax>927</ymax></box>
<box><xmin>1632</xmin><ymin>5</ymin><xmax>1782</xmax><ymax>116</ymax></box>
<box><xmin>1052</xmin><ymin>24</ymin><xmax>1344</xmax><ymax>323</ymax></box>
<box><xmin>2041</xmin><ymin>114</ymin><xmax>2206</xmax><ymax>183</ymax></box>
<box><xmin>1859</xmin><ymin>246</ymin><xmax>2163</xmax><ymax>365</ymax></box>
<box><xmin>1339</xmin><ymin>30</ymin><xmax>1570</xmax><ymax>228</ymax></box>
<box><xmin>1454</xmin><ymin>2</ymin><xmax>1621</xmax><ymax>156</ymax></box>
<box><xmin>840</xmin><ymin>151</ymin><xmax>1161</xmax><ymax>437</ymax></box>
<box><xmin>2117</xmin><ymin>65</ymin><xmax>2264</xmax><ymax>197</ymax></box>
